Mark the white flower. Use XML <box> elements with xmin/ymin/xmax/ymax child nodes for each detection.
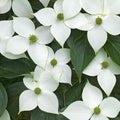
<box><xmin>7</xmin><ymin>17</ymin><xmax>54</xmax><ymax>68</ymax></box>
<box><xmin>19</xmin><ymin>66</ymin><xmax>61</xmax><ymax>114</ymax></box>
<box><xmin>34</xmin><ymin>0</ymin><xmax>87</xmax><ymax>47</ymax></box>
<box><xmin>0</xmin><ymin>110</ymin><xmax>10</xmax><ymax>120</ymax></box>
<box><xmin>73</xmin><ymin>0</ymin><xmax>120</xmax><ymax>52</ymax></box>
<box><xmin>63</xmin><ymin>82</ymin><xmax>120</xmax><ymax>120</ymax></box>
<box><xmin>0</xmin><ymin>20</ymin><xmax>25</xmax><ymax>59</ymax></box>
<box><xmin>0</xmin><ymin>0</ymin><xmax>33</xmax><ymax>18</ymax></box>
<box><xmin>45</xmin><ymin>47</ymin><xmax>72</xmax><ymax>84</ymax></box>
<box><xmin>39</xmin><ymin>0</ymin><xmax>50</xmax><ymax>7</ymax></box>
<box><xmin>83</xmin><ymin>49</ymin><xmax>120</xmax><ymax>96</ymax></box>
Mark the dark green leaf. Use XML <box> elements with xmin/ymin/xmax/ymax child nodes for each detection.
<box><xmin>104</xmin><ymin>35</ymin><xmax>120</xmax><ymax>65</ymax></box>
<box><xmin>67</xmin><ymin>30</ymin><xmax>95</xmax><ymax>81</ymax></box>
<box><xmin>0</xmin><ymin>82</ymin><xmax>8</xmax><ymax>116</ymax></box>
<box><xmin>31</xmin><ymin>108</ymin><xmax>68</xmax><ymax>120</ymax></box>
<box><xmin>0</xmin><ymin>56</ymin><xmax>35</xmax><ymax>78</ymax></box>
<box><xmin>6</xmin><ymin>82</ymin><xmax>26</xmax><ymax>116</ymax></box>
<box><xmin>64</xmin><ymin>80</ymin><xmax>86</xmax><ymax>106</ymax></box>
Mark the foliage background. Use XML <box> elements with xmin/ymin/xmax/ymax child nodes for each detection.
<box><xmin>0</xmin><ymin>0</ymin><xmax>120</xmax><ymax>120</ymax></box>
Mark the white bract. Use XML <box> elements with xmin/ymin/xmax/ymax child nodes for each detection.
<box><xmin>39</xmin><ymin>0</ymin><xmax>50</xmax><ymax>7</ymax></box>
<box><xmin>83</xmin><ymin>49</ymin><xmax>120</xmax><ymax>96</ymax></box>
<box><xmin>0</xmin><ymin>20</ymin><xmax>25</xmax><ymax>59</ymax></box>
<box><xmin>0</xmin><ymin>110</ymin><xmax>10</xmax><ymax>120</ymax></box>
<box><xmin>63</xmin><ymin>82</ymin><xmax>120</xmax><ymax>120</ymax></box>
<box><xmin>34</xmin><ymin>0</ymin><xmax>87</xmax><ymax>47</ymax></box>
<box><xmin>19</xmin><ymin>66</ymin><xmax>61</xmax><ymax>114</ymax></box>
<box><xmin>46</xmin><ymin>47</ymin><xmax>72</xmax><ymax>84</ymax></box>
<box><xmin>7</xmin><ymin>17</ymin><xmax>54</xmax><ymax>69</ymax></box>
<box><xmin>0</xmin><ymin>0</ymin><xmax>33</xmax><ymax>17</ymax></box>
<box><xmin>74</xmin><ymin>0</ymin><xmax>120</xmax><ymax>52</ymax></box>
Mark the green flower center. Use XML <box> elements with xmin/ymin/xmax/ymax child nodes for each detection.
<box><xmin>57</xmin><ymin>13</ymin><xmax>64</xmax><ymax>21</ymax></box>
<box><xmin>94</xmin><ymin>107</ymin><xmax>101</xmax><ymax>115</ymax></box>
<box><xmin>34</xmin><ymin>88</ymin><xmax>41</xmax><ymax>95</ymax></box>
<box><xmin>50</xmin><ymin>59</ymin><xmax>57</xmax><ymax>67</ymax></box>
<box><xmin>96</xmin><ymin>17</ymin><xmax>102</xmax><ymax>25</ymax></box>
<box><xmin>101</xmin><ymin>61</ymin><xmax>109</xmax><ymax>69</ymax></box>
<box><xmin>29</xmin><ymin>35</ymin><xmax>38</xmax><ymax>44</ymax></box>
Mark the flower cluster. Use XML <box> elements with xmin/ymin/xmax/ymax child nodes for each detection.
<box><xmin>0</xmin><ymin>0</ymin><xmax>120</xmax><ymax>120</ymax></box>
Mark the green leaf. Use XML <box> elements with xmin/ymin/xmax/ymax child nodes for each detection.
<box><xmin>64</xmin><ymin>80</ymin><xmax>85</xmax><ymax>106</ymax></box>
<box><xmin>6</xmin><ymin>82</ymin><xmax>26</xmax><ymax>116</ymax></box>
<box><xmin>104</xmin><ymin>35</ymin><xmax>120</xmax><ymax>65</ymax></box>
<box><xmin>67</xmin><ymin>30</ymin><xmax>95</xmax><ymax>81</ymax></box>
<box><xmin>0</xmin><ymin>82</ymin><xmax>8</xmax><ymax>116</ymax></box>
<box><xmin>0</xmin><ymin>56</ymin><xmax>35</xmax><ymax>78</ymax></box>
<box><xmin>31</xmin><ymin>108</ymin><xmax>68</xmax><ymax>120</ymax></box>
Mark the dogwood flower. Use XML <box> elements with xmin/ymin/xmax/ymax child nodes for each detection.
<box><xmin>73</xmin><ymin>0</ymin><xmax>120</xmax><ymax>52</ymax></box>
<box><xmin>19</xmin><ymin>66</ymin><xmax>61</xmax><ymax>114</ymax></box>
<box><xmin>83</xmin><ymin>49</ymin><xmax>120</xmax><ymax>96</ymax></box>
<box><xmin>0</xmin><ymin>110</ymin><xmax>10</xmax><ymax>120</ymax></box>
<box><xmin>7</xmin><ymin>17</ymin><xmax>54</xmax><ymax>68</ymax></box>
<box><xmin>34</xmin><ymin>0</ymin><xmax>87</xmax><ymax>47</ymax></box>
<box><xmin>45</xmin><ymin>47</ymin><xmax>72</xmax><ymax>84</ymax></box>
<box><xmin>63</xmin><ymin>82</ymin><xmax>120</xmax><ymax>120</ymax></box>
<box><xmin>39</xmin><ymin>0</ymin><xmax>50</xmax><ymax>7</ymax></box>
<box><xmin>0</xmin><ymin>20</ymin><xmax>25</xmax><ymax>59</ymax></box>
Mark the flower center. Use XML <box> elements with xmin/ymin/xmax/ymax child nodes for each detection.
<box><xmin>101</xmin><ymin>61</ymin><xmax>109</xmax><ymax>69</ymax></box>
<box><xmin>29</xmin><ymin>35</ymin><xmax>38</xmax><ymax>44</ymax></box>
<box><xmin>94</xmin><ymin>107</ymin><xmax>101</xmax><ymax>115</ymax></box>
<box><xmin>96</xmin><ymin>17</ymin><xmax>102</xmax><ymax>25</ymax></box>
<box><xmin>50</xmin><ymin>59</ymin><xmax>57</xmax><ymax>67</ymax></box>
<box><xmin>57</xmin><ymin>13</ymin><xmax>64</xmax><ymax>21</ymax></box>
<box><xmin>34</xmin><ymin>87</ymin><xmax>41</xmax><ymax>95</ymax></box>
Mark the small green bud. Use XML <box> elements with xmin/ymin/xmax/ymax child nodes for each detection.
<box><xmin>101</xmin><ymin>61</ymin><xmax>109</xmax><ymax>69</ymax></box>
<box><xmin>29</xmin><ymin>35</ymin><xmax>38</xmax><ymax>44</ymax></box>
<box><xmin>96</xmin><ymin>17</ymin><xmax>102</xmax><ymax>25</ymax></box>
<box><xmin>34</xmin><ymin>88</ymin><xmax>41</xmax><ymax>95</ymax></box>
<box><xmin>94</xmin><ymin>107</ymin><xmax>101</xmax><ymax>115</ymax></box>
<box><xmin>50</xmin><ymin>59</ymin><xmax>57</xmax><ymax>67</ymax></box>
<box><xmin>57</xmin><ymin>13</ymin><xmax>64</xmax><ymax>21</ymax></box>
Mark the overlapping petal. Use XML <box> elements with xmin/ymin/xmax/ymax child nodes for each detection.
<box><xmin>39</xmin><ymin>71</ymin><xmax>60</xmax><ymax>92</ymax></box>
